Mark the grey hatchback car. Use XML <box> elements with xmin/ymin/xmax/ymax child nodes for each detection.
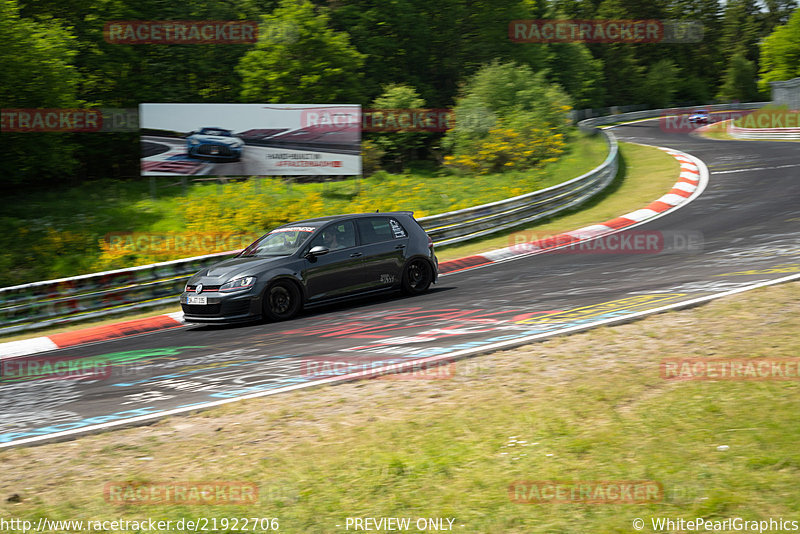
<box><xmin>181</xmin><ymin>212</ymin><xmax>438</xmax><ymax>323</ymax></box>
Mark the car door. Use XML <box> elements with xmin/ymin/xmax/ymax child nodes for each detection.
<box><xmin>355</xmin><ymin>216</ymin><xmax>409</xmax><ymax>289</ymax></box>
<box><xmin>303</xmin><ymin>220</ymin><xmax>368</xmax><ymax>301</ymax></box>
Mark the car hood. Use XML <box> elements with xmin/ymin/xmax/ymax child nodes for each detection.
<box><xmin>194</xmin><ymin>255</ymin><xmax>289</xmax><ymax>282</ymax></box>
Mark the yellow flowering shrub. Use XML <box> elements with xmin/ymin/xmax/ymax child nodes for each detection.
<box><xmin>445</xmin><ymin>125</ymin><xmax>566</xmax><ymax>174</ymax></box>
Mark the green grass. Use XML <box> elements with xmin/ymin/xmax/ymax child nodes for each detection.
<box><xmin>0</xmin><ymin>131</ymin><xmax>607</xmax><ymax>287</ymax></box>
<box><xmin>1</xmin><ymin>280</ymin><xmax>797</xmax><ymax>532</ymax></box>
<box><xmin>436</xmin><ymin>141</ymin><xmax>679</xmax><ymax>261</ymax></box>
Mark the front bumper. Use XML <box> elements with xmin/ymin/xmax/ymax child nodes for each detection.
<box><xmin>180</xmin><ymin>291</ymin><xmax>261</xmax><ymax>323</ymax></box>
<box><xmin>187</xmin><ymin>145</ymin><xmax>242</xmax><ymax>160</ymax></box>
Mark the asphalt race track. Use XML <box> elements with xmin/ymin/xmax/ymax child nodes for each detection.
<box><xmin>2</xmin><ymin>120</ymin><xmax>799</xmax><ymax>447</ymax></box>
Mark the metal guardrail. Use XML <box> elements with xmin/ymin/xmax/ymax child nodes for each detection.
<box><xmin>419</xmin><ymin>131</ymin><xmax>618</xmax><ymax>246</ymax></box>
<box><xmin>728</xmin><ymin>122</ymin><xmax>800</xmax><ymax>139</ymax></box>
<box><xmin>577</xmin><ymin>102</ymin><xmax>768</xmax><ymax>130</ymax></box>
<box><xmin>0</xmin><ymin>120</ymin><xmax>626</xmax><ymax>336</ymax></box>
<box><xmin>0</xmin><ymin>252</ymin><xmax>235</xmax><ymax>335</ymax></box>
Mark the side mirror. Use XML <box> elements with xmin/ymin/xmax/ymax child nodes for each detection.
<box><xmin>306</xmin><ymin>245</ymin><xmax>329</xmax><ymax>259</ymax></box>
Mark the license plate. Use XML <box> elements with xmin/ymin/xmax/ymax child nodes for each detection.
<box><xmin>187</xmin><ymin>296</ymin><xmax>207</xmax><ymax>305</ymax></box>
<box><xmin>210</xmin><ymin>146</ymin><xmax>220</xmax><ymax>154</ymax></box>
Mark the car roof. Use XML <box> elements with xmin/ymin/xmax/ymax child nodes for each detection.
<box><xmin>275</xmin><ymin>211</ymin><xmax>415</xmax><ymax>229</ymax></box>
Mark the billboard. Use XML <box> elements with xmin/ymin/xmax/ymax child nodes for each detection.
<box><xmin>139</xmin><ymin>103</ymin><xmax>361</xmax><ymax>176</ymax></box>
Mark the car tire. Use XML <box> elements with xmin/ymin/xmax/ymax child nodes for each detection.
<box><xmin>263</xmin><ymin>280</ymin><xmax>302</xmax><ymax>321</ymax></box>
<box><xmin>401</xmin><ymin>258</ymin><xmax>433</xmax><ymax>295</ymax></box>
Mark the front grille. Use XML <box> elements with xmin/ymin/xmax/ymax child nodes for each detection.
<box><xmin>186</xmin><ymin>285</ymin><xmax>221</xmax><ymax>293</ymax></box>
<box><xmin>198</xmin><ymin>144</ymin><xmax>233</xmax><ymax>156</ymax></box>
<box><xmin>182</xmin><ymin>303</ymin><xmax>222</xmax><ymax>316</ymax></box>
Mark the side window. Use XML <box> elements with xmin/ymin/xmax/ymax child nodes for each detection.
<box><xmin>357</xmin><ymin>217</ymin><xmax>406</xmax><ymax>244</ymax></box>
<box><xmin>388</xmin><ymin>218</ymin><xmax>408</xmax><ymax>239</ymax></box>
<box><xmin>309</xmin><ymin>221</ymin><xmax>356</xmax><ymax>251</ymax></box>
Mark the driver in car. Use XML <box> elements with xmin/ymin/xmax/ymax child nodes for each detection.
<box><xmin>322</xmin><ymin>229</ymin><xmax>341</xmax><ymax>250</ymax></box>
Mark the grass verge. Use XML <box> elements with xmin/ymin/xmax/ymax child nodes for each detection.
<box><xmin>0</xmin><ymin>281</ymin><xmax>797</xmax><ymax>532</ymax></box>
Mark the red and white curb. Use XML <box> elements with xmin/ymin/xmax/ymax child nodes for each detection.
<box><xmin>0</xmin><ymin>146</ymin><xmax>707</xmax><ymax>359</ymax></box>
<box><xmin>436</xmin><ymin>146</ymin><xmax>707</xmax><ymax>274</ymax></box>
<box><xmin>0</xmin><ymin>312</ymin><xmax>184</xmax><ymax>359</ymax></box>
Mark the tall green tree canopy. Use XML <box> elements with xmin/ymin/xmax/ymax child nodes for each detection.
<box><xmin>238</xmin><ymin>0</ymin><xmax>365</xmax><ymax>103</ymax></box>
<box><xmin>718</xmin><ymin>49</ymin><xmax>762</xmax><ymax>101</ymax></box>
<box><xmin>759</xmin><ymin>7</ymin><xmax>800</xmax><ymax>88</ymax></box>
<box><xmin>0</xmin><ymin>0</ymin><xmax>80</xmax><ymax>185</ymax></box>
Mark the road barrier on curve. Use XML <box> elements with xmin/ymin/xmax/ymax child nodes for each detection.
<box><xmin>728</xmin><ymin>122</ymin><xmax>800</xmax><ymax>139</ymax></box>
<box><xmin>2</xmin><ymin>102</ymin><xmax>768</xmax><ymax>335</ymax></box>
<box><xmin>418</xmin><ymin>132</ymin><xmax>618</xmax><ymax>246</ymax></box>
<box><xmin>577</xmin><ymin>101</ymin><xmax>767</xmax><ymax>130</ymax></box>
<box><xmin>0</xmin><ymin>252</ymin><xmax>234</xmax><ymax>335</ymax></box>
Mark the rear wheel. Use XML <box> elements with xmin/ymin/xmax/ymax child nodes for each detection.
<box><xmin>401</xmin><ymin>259</ymin><xmax>433</xmax><ymax>295</ymax></box>
<box><xmin>263</xmin><ymin>280</ymin><xmax>302</xmax><ymax>321</ymax></box>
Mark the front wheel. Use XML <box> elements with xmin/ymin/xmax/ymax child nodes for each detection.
<box><xmin>401</xmin><ymin>259</ymin><xmax>433</xmax><ymax>295</ymax></box>
<box><xmin>263</xmin><ymin>280</ymin><xmax>302</xmax><ymax>321</ymax></box>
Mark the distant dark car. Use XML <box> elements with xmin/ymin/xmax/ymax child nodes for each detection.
<box><xmin>181</xmin><ymin>212</ymin><xmax>438</xmax><ymax>323</ymax></box>
<box><xmin>688</xmin><ymin>110</ymin><xmax>710</xmax><ymax>124</ymax></box>
<box><xmin>186</xmin><ymin>127</ymin><xmax>244</xmax><ymax>161</ymax></box>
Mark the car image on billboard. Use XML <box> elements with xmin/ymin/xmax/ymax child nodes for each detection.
<box><xmin>185</xmin><ymin>126</ymin><xmax>244</xmax><ymax>161</ymax></box>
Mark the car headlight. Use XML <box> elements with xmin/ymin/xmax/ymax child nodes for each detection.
<box><xmin>219</xmin><ymin>276</ymin><xmax>256</xmax><ymax>292</ymax></box>
<box><xmin>189</xmin><ymin>139</ymin><xmax>200</xmax><ymax>145</ymax></box>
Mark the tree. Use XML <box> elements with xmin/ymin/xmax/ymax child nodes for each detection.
<box><xmin>640</xmin><ymin>59</ymin><xmax>680</xmax><ymax>108</ymax></box>
<box><xmin>368</xmin><ymin>84</ymin><xmax>428</xmax><ymax>170</ymax></box>
<box><xmin>545</xmin><ymin>43</ymin><xmax>606</xmax><ymax>109</ymax></box>
<box><xmin>0</xmin><ymin>0</ymin><xmax>80</xmax><ymax>186</ymax></box>
<box><xmin>717</xmin><ymin>49</ymin><xmax>762</xmax><ymax>102</ymax></box>
<box><xmin>238</xmin><ymin>0</ymin><xmax>365</xmax><ymax>103</ymax></box>
<box><xmin>443</xmin><ymin>61</ymin><xmax>572</xmax><ymax>173</ymax></box>
<box><xmin>759</xmin><ymin>7</ymin><xmax>800</xmax><ymax>89</ymax></box>
<box><xmin>719</xmin><ymin>0</ymin><xmax>764</xmax><ymax>65</ymax></box>
<box><xmin>325</xmin><ymin>0</ymin><xmax>557</xmax><ymax>107</ymax></box>
<box><xmin>15</xmin><ymin>0</ymin><xmax>266</xmax><ymax>182</ymax></box>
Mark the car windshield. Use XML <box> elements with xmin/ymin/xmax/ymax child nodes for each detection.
<box><xmin>239</xmin><ymin>227</ymin><xmax>316</xmax><ymax>257</ymax></box>
<box><xmin>199</xmin><ymin>128</ymin><xmax>232</xmax><ymax>136</ymax></box>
